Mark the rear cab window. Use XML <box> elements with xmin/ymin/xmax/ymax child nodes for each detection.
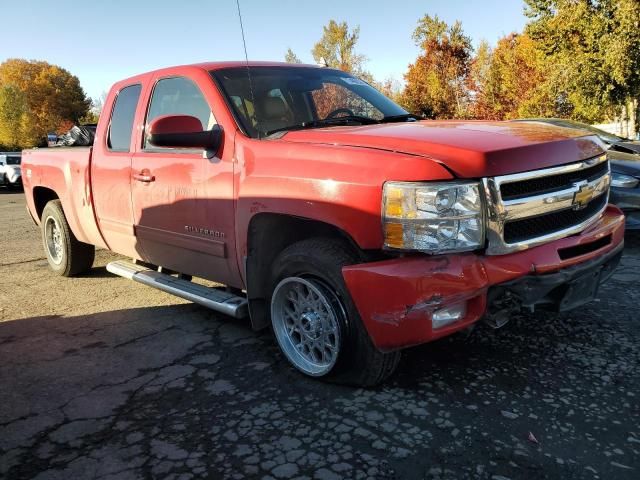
<box><xmin>108</xmin><ymin>84</ymin><xmax>142</xmax><ymax>152</ymax></box>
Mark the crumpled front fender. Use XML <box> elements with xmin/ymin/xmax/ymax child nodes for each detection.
<box><xmin>342</xmin><ymin>205</ymin><xmax>625</xmax><ymax>352</ymax></box>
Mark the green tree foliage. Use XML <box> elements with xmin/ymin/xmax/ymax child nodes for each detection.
<box><xmin>375</xmin><ymin>78</ymin><xmax>403</xmax><ymax>105</ymax></box>
<box><xmin>309</xmin><ymin>19</ymin><xmax>380</xmax><ymax>115</ymax></box>
<box><xmin>311</xmin><ymin>20</ymin><xmax>370</xmax><ymax>78</ymax></box>
<box><xmin>0</xmin><ymin>59</ymin><xmax>91</xmax><ymax>148</ymax></box>
<box><xmin>470</xmin><ymin>33</ymin><xmax>557</xmax><ymax>120</ymax></box>
<box><xmin>284</xmin><ymin>48</ymin><xmax>302</xmax><ymax>64</ymax></box>
<box><xmin>468</xmin><ymin>40</ymin><xmax>495</xmax><ymax>118</ymax></box>
<box><xmin>524</xmin><ymin>0</ymin><xmax>640</xmax><ymax>122</ymax></box>
<box><xmin>401</xmin><ymin>15</ymin><xmax>473</xmax><ymax>118</ymax></box>
<box><xmin>0</xmin><ymin>85</ymin><xmax>29</xmax><ymax>149</ymax></box>
<box><xmin>80</xmin><ymin>93</ymin><xmax>106</xmax><ymax>125</ymax></box>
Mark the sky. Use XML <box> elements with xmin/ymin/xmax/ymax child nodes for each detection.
<box><xmin>0</xmin><ymin>0</ymin><xmax>528</xmax><ymax>100</ymax></box>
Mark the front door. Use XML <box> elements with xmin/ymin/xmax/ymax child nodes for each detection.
<box><xmin>131</xmin><ymin>75</ymin><xmax>238</xmax><ymax>286</ymax></box>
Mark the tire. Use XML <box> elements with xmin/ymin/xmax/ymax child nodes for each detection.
<box><xmin>269</xmin><ymin>237</ymin><xmax>400</xmax><ymax>387</ymax></box>
<box><xmin>41</xmin><ymin>200</ymin><xmax>95</xmax><ymax>276</ymax></box>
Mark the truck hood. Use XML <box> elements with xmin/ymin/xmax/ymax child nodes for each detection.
<box><xmin>281</xmin><ymin>121</ymin><xmax>605</xmax><ymax>178</ymax></box>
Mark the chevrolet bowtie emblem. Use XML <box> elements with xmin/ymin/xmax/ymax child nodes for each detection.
<box><xmin>572</xmin><ymin>182</ymin><xmax>595</xmax><ymax>210</ymax></box>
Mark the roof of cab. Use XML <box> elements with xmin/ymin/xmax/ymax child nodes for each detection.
<box><xmin>194</xmin><ymin>61</ymin><xmax>321</xmax><ymax>70</ymax></box>
<box><xmin>115</xmin><ymin>61</ymin><xmax>322</xmax><ymax>87</ymax></box>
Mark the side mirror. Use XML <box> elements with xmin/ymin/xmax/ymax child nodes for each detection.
<box><xmin>147</xmin><ymin>115</ymin><xmax>223</xmax><ymax>153</ymax></box>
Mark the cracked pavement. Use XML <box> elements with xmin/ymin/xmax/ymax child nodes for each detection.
<box><xmin>1</xmin><ymin>190</ymin><xmax>639</xmax><ymax>479</ymax></box>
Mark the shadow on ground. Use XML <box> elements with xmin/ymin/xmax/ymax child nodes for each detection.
<box><xmin>1</xmin><ymin>249</ymin><xmax>639</xmax><ymax>480</ymax></box>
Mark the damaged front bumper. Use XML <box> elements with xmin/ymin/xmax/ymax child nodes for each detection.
<box><xmin>488</xmin><ymin>241</ymin><xmax>622</xmax><ymax>314</ymax></box>
<box><xmin>342</xmin><ymin>205</ymin><xmax>625</xmax><ymax>352</ymax></box>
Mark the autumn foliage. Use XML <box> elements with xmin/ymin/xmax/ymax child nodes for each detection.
<box><xmin>1</xmin><ymin>2</ymin><xmax>638</xmax><ymax>150</ymax></box>
<box><xmin>401</xmin><ymin>15</ymin><xmax>472</xmax><ymax>119</ymax></box>
<box><xmin>469</xmin><ymin>33</ymin><xmax>554</xmax><ymax>120</ymax></box>
<box><xmin>400</xmin><ymin>1</ymin><xmax>640</xmax><ymax>128</ymax></box>
<box><xmin>400</xmin><ymin>16</ymin><xmax>554</xmax><ymax>121</ymax></box>
<box><xmin>0</xmin><ymin>59</ymin><xmax>91</xmax><ymax>149</ymax></box>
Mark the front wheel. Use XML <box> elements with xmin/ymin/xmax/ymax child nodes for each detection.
<box><xmin>41</xmin><ymin>200</ymin><xmax>95</xmax><ymax>276</ymax></box>
<box><xmin>271</xmin><ymin>276</ymin><xmax>344</xmax><ymax>377</ymax></box>
<box><xmin>269</xmin><ymin>238</ymin><xmax>400</xmax><ymax>387</ymax></box>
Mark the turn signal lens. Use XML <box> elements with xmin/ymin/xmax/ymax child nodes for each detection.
<box><xmin>383</xmin><ymin>222</ymin><xmax>405</xmax><ymax>248</ymax></box>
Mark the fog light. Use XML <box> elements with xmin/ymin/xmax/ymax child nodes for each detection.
<box><xmin>432</xmin><ymin>302</ymin><xmax>467</xmax><ymax>329</ymax></box>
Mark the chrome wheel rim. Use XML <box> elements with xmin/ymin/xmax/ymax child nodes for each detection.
<box><xmin>271</xmin><ymin>277</ymin><xmax>343</xmax><ymax>376</ymax></box>
<box><xmin>45</xmin><ymin>216</ymin><xmax>63</xmax><ymax>265</ymax></box>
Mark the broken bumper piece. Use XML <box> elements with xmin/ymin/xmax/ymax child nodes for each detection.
<box><xmin>342</xmin><ymin>205</ymin><xmax>625</xmax><ymax>352</ymax></box>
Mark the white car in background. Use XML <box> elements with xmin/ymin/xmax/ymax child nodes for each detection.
<box><xmin>0</xmin><ymin>153</ymin><xmax>22</xmax><ymax>188</ymax></box>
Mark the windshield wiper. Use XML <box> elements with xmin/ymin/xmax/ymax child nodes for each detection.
<box><xmin>265</xmin><ymin>115</ymin><xmax>379</xmax><ymax>136</ymax></box>
<box><xmin>264</xmin><ymin>114</ymin><xmax>420</xmax><ymax>137</ymax></box>
<box><xmin>379</xmin><ymin>113</ymin><xmax>421</xmax><ymax>123</ymax></box>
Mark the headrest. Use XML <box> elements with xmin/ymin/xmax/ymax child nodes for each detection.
<box><xmin>258</xmin><ymin>96</ymin><xmax>288</xmax><ymax>119</ymax></box>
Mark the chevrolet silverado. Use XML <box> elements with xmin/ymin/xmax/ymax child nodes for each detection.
<box><xmin>22</xmin><ymin>62</ymin><xmax>624</xmax><ymax>386</ymax></box>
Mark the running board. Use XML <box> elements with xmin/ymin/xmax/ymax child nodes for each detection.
<box><xmin>106</xmin><ymin>260</ymin><xmax>248</xmax><ymax>319</ymax></box>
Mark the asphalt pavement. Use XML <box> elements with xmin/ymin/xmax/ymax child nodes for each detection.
<box><xmin>1</xmin><ymin>189</ymin><xmax>639</xmax><ymax>480</ymax></box>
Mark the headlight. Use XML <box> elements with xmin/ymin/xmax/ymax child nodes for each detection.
<box><xmin>611</xmin><ymin>172</ymin><xmax>639</xmax><ymax>188</ymax></box>
<box><xmin>382</xmin><ymin>181</ymin><xmax>484</xmax><ymax>254</ymax></box>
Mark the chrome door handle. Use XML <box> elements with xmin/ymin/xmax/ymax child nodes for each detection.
<box><xmin>132</xmin><ymin>172</ymin><xmax>155</xmax><ymax>183</ymax></box>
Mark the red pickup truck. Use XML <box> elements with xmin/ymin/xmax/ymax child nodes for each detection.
<box><xmin>22</xmin><ymin>62</ymin><xmax>624</xmax><ymax>386</ymax></box>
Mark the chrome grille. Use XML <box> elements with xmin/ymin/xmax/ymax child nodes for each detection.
<box><xmin>483</xmin><ymin>154</ymin><xmax>610</xmax><ymax>255</ymax></box>
<box><xmin>500</xmin><ymin>160</ymin><xmax>609</xmax><ymax>200</ymax></box>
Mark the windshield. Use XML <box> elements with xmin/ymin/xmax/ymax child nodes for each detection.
<box><xmin>6</xmin><ymin>156</ymin><xmax>21</xmax><ymax>165</ymax></box>
<box><xmin>211</xmin><ymin>66</ymin><xmax>408</xmax><ymax>138</ymax></box>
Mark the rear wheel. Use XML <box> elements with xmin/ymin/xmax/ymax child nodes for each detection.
<box><xmin>41</xmin><ymin>200</ymin><xmax>95</xmax><ymax>276</ymax></box>
<box><xmin>269</xmin><ymin>238</ymin><xmax>400</xmax><ymax>387</ymax></box>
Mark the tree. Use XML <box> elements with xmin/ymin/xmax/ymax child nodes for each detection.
<box><xmin>311</xmin><ymin>20</ymin><xmax>369</xmax><ymax>77</ymax></box>
<box><xmin>469</xmin><ymin>33</ymin><xmax>557</xmax><ymax>120</ymax></box>
<box><xmin>80</xmin><ymin>91</ymin><xmax>107</xmax><ymax>125</ymax></box>
<box><xmin>468</xmin><ymin>40</ymin><xmax>494</xmax><ymax>119</ymax></box>
<box><xmin>284</xmin><ymin>48</ymin><xmax>302</xmax><ymax>64</ymax></box>
<box><xmin>0</xmin><ymin>59</ymin><xmax>91</xmax><ymax>148</ymax></box>
<box><xmin>401</xmin><ymin>15</ymin><xmax>473</xmax><ymax>118</ymax></box>
<box><xmin>524</xmin><ymin>0</ymin><xmax>640</xmax><ymax>125</ymax></box>
<box><xmin>309</xmin><ymin>20</ymin><xmax>380</xmax><ymax>117</ymax></box>
<box><xmin>375</xmin><ymin>77</ymin><xmax>403</xmax><ymax>104</ymax></box>
<box><xmin>0</xmin><ymin>85</ymin><xmax>28</xmax><ymax>149</ymax></box>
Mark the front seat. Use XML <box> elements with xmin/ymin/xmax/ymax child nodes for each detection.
<box><xmin>255</xmin><ymin>96</ymin><xmax>291</xmax><ymax>135</ymax></box>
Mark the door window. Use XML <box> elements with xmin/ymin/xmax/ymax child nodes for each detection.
<box><xmin>108</xmin><ymin>84</ymin><xmax>142</xmax><ymax>152</ymax></box>
<box><xmin>144</xmin><ymin>77</ymin><xmax>214</xmax><ymax>149</ymax></box>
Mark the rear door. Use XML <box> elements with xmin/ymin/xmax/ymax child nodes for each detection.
<box><xmin>91</xmin><ymin>83</ymin><xmax>144</xmax><ymax>258</ymax></box>
<box><xmin>131</xmin><ymin>73</ymin><xmax>238</xmax><ymax>285</ymax></box>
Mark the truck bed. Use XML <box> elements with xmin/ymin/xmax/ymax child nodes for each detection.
<box><xmin>22</xmin><ymin>146</ymin><xmax>104</xmax><ymax>247</ymax></box>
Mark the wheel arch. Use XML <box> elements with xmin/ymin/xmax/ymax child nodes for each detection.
<box><xmin>245</xmin><ymin>212</ymin><xmax>363</xmax><ymax>331</ymax></box>
<box><xmin>33</xmin><ymin>186</ymin><xmax>60</xmax><ymax>221</ymax></box>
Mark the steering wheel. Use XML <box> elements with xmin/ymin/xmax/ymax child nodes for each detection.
<box><xmin>326</xmin><ymin>108</ymin><xmax>355</xmax><ymax>119</ymax></box>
